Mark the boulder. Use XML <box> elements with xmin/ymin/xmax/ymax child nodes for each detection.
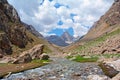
<box><xmin>104</xmin><ymin>59</ymin><xmax>120</xmax><ymax>71</ymax></box>
<box><xmin>112</xmin><ymin>73</ymin><xmax>120</xmax><ymax>80</ymax></box>
<box><xmin>87</xmin><ymin>75</ymin><xmax>110</xmax><ymax>80</ymax></box>
<box><xmin>40</xmin><ymin>53</ymin><xmax>49</xmax><ymax>60</ymax></box>
<box><xmin>13</xmin><ymin>44</ymin><xmax>46</xmax><ymax>63</ymax></box>
<box><xmin>29</xmin><ymin>44</ymin><xmax>44</xmax><ymax>59</ymax></box>
<box><xmin>13</xmin><ymin>53</ymin><xmax>32</xmax><ymax>64</ymax></box>
<box><xmin>99</xmin><ymin>59</ymin><xmax>120</xmax><ymax>78</ymax></box>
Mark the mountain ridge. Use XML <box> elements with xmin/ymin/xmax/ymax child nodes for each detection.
<box><xmin>46</xmin><ymin>31</ymin><xmax>75</xmax><ymax>47</ymax></box>
<box><xmin>0</xmin><ymin>0</ymin><xmax>51</xmax><ymax>58</ymax></box>
<box><xmin>80</xmin><ymin>0</ymin><xmax>120</xmax><ymax>41</ymax></box>
<box><xmin>61</xmin><ymin>31</ymin><xmax>74</xmax><ymax>44</ymax></box>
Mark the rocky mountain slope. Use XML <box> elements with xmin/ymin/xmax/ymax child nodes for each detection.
<box><xmin>46</xmin><ymin>35</ymin><xmax>69</xmax><ymax>47</ymax></box>
<box><xmin>61</xmin><ymin>31</ymin><xmax>74</xmax><ymax>44</ymax></box>
<box><xmin>46</xmin><ymin>31</ymin><xmax>75</xmax><ymax>47</ymax></box>
<box><xmin>22</xmin><ymin>22</ymin><xmax>43</xmax><ymax>38</ymax></box>
<box><xmin>65</xmin><ymin>0</ymin><xmax>120</xmax><ymax>55</ymax></box>
<box><xmin>81</xmin><ymin>0</ymin><xmax>120</xmax><ymax>41</ymax></box>
<box><xmin>0</xmin><ymin>0</ymin><xmax>51</xmax><ymax>58</ymax></box>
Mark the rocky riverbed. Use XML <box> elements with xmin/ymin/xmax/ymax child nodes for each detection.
<box><xmin>1</xmin><ymin>58</ymin><xmax>109</xmax><ymax>80</ymax></box>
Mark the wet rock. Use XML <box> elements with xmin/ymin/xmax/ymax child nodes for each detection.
<box><xmin>87</xmin><ymin>75</ymin><xmax>110</xmax><ymax>80</ymax></box>
<box><xmin>40</xmin><ymin>53</ymin><xmax>49</xmax><ymax>60</ymax></box>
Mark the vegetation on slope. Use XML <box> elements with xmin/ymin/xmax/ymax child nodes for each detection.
<box><xmin>66</xmin><ymin>28</ymin><xmax>120</xmax><ymax>62</ymax></box>
<box><xmin>71</xmin><ymin>28</ymin><xmax>120</xmax><ymax>55</ymax></box>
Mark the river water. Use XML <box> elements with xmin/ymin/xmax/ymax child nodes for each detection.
<box><xmin>1</xmin><ymin>58</ymin><xmax>104</xmax><ymax>80</ymax></box>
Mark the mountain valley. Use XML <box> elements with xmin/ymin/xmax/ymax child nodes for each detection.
<box><xmin>0</xmin><ymin>0</ymin><xmax>120</xmax><ymax>80</ymax></box>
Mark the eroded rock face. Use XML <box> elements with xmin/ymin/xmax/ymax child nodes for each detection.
<box><xmin>8</xmin><ymin>26</ymin><xmax>28</xmax><ymax>48</ymax></box>
<box><xmin>0</xmin><ymin>0</ymin><xmax>33</xmax><ymax>55</ymax></box>
<box><xmin>0</xmin><ymin>33</ymin><xmax>12</xmax><ymax>55</ymax></box>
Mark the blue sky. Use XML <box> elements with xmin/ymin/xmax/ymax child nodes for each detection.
<box><xmin>8</xmin><ymin>0</ymin><xmax>114</xmax><ymax>37</ymax></box>
<box><xmin>48</xmin><ymin>27</ymin><xmax>74</xmax><ymax>36</ymax></box>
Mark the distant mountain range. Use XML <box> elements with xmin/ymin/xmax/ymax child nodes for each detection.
<box><xmin>46</xmin><ymin>31</ymin><xmax>78</xmax><ymax>46</ymax></box>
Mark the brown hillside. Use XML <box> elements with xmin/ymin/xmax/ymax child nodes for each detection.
<box><xmin>81</xmin><ymin>0</ymin><xmax>120</xmax><ymax>41</ymax></box>
<box><xmin>0</xmin><ymin>0</ymin><xmax>51</xmax><ymax>58</ymax></box>
<box><xmin>64</xmin><ymin>0</ymin><xmax>120</xmax><ymax>56</ymax></box>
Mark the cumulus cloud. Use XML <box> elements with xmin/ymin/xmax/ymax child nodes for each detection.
<box><xmin>8</xmin><ymin>0</ymin><xmax>114</xmax><ymax>37</ymax></box>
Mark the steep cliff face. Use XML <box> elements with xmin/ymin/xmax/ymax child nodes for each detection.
<box><xmin>0</xmin><ymin>0</ymin><xmax>29</xmax><ymax>55</ymax></box>
<box><xmin>46</xmin><ymin>31</ymin><xmax>75</xmax><ymax>47</ymax></box>
<box><xmin>61</xmin><ymin>31</ymin><xmax>74</xmax><ymax>44</ymax></box>
<box><xmin>81</xmin><ymin>0</ymin><xmax>120</xmax><ymax>41</ymax></box>
<box><xmin>0</xmin><ymin>0</ymin><xmax>50</xmax><ymax>56</ymax></box>
<box><xmin>22</xmin><ymin>22</ymin><xmax>43</xmax><ymax>38</ymax></box>
<box><xmin>46</xmin><ymin>35</ymin><xmax>69</xmax><ymax>47</ymax></box>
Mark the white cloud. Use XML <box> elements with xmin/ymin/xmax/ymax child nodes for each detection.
<box><xmin>73</xmin><ymin>23</ymin><xmax>88</xmax><ymax>37</ymax></box>
<box><xmin>8</xmin><ymin>0</ymin><xmax>114</xmax><ymax>37</ymax></box>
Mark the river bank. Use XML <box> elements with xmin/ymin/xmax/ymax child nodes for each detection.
<box><xmin>1</xmin><ymin>57</ymin><xmax>106</xmax><ymax>80</ymax></box>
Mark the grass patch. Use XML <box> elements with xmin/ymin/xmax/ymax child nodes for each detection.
<box><xmin>67</xmin><ymin>55</ymin><xmax>98</xmax><ymax>62</ymax></box>
<box><xmin>66</xmin><ymin>55</ymin><xmax>73</xmax><ymax>59</ymax></box>
<box><xmin>0</xmin><ymin>59</ymin><xmax>51</xmax><ymax>78</ymax></box>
